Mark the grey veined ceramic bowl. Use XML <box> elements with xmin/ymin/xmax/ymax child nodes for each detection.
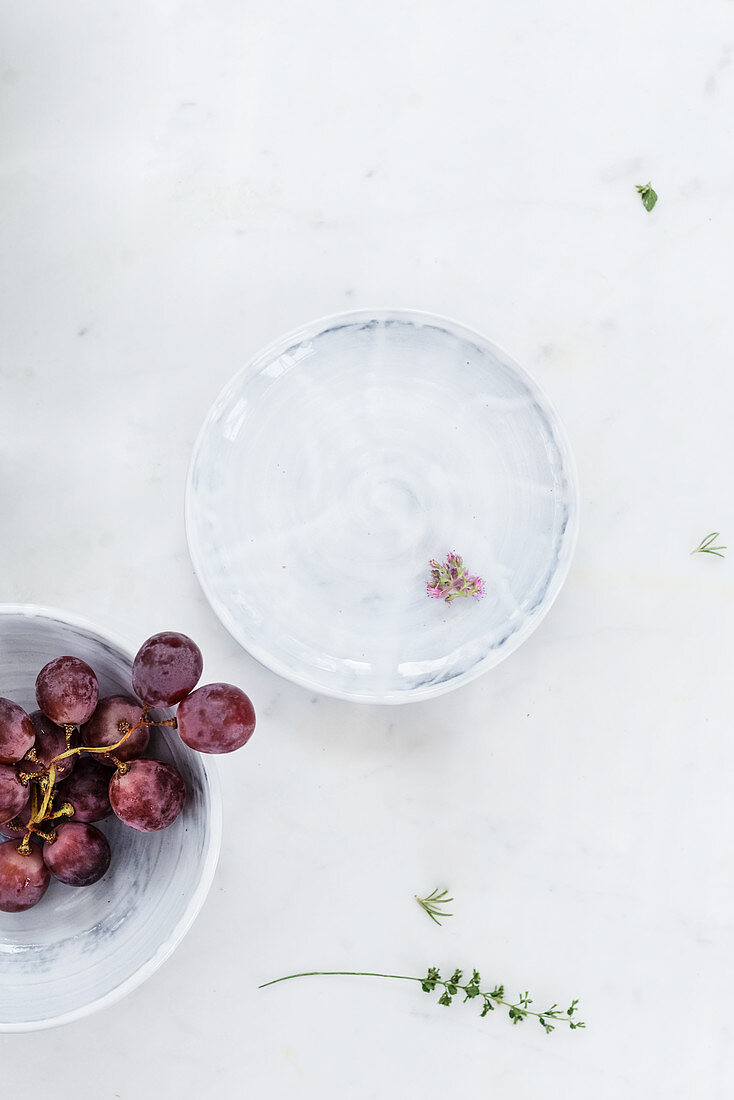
<box><xmin>187</xmin><ymin>309</ymin><xmax>579</xmax><ymax>703</ymax></box>
<box><xmin>0</xmin><ymin>605</ymin><xmax>222</xmax><ymax>1032</ymax></box>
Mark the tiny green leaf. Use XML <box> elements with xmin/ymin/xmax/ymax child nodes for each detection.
<box><xmin>636</xmin><ymin>181</ymin><xmax>658</xmax><ymax>212</ymax></box>
<box><xmin>422</xmin><ymin>967</ymin><xmax>440</xmax><ymax>992</ymax></box>
<box><xmin>464</xmin><ymin>971</ymin><xmax>482</xmax><ymax>1001</ymax></box>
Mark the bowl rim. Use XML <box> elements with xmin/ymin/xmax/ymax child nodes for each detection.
<box><xmin>185</xmin><ymin>307</ymin><xmax>580</xmax><ymax>703</ymax></box>
<box><xmin>0</xmin><ymin>603</ymin><xmax>223</xmax><ymax>1032</ymax></box>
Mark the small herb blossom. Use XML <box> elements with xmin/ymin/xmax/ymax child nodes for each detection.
<box><xmin>427</xmin><ymin>553</ymin><xmax>484</xmax><ymax>603</ymax></box>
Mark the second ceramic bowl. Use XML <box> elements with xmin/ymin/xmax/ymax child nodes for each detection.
<box><xmin>186</xmin><ymin>310</ymin><xmax>578</xmax><ymax>703</ymax></box>
<box><xmin>0</xmin><ymin>605</ymin><xmax>222</xmax><ymax>1032</ymax></box>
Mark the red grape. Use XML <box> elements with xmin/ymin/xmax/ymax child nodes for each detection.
<box><xmin>20</xmin><ymin>711</ymin><xmax>77</xmax><ymax>782</ymax></box>
<box><xmin>0</xmin><ymin>840</ymin><xmax>50</xmax><ymax>912</ymax></box>
<box><xmin>109</xmin><ymin>759</ymin><xmax>185</xmax><ymax>832</ymax></box>
<box><xmin>0</xmin><ymin>698</ymin><xmax>35</xmax><ymax>764</ymax></box>
<box><xmin>177</xmin><ymin>683</ymin><xmax>255</xmax><ymax>754</ymax></box>
<box><xmin>43</xmin><ymin>822</ymin><xmax>111</xmax><ymax>887</ymax></box>
<box><xmin>81</xmin><ymin>695</ymin><xmax>149</xmax><ymax>764</ymax></box>
<box><xmin>56</xmin><ymin>756</ymin><xmax>112</xmax><ymax>822</ymax></box>
<box><xmin>132</xmin><ymin>632</ymin><xmax>203</xmax><ymax>707</ymax></box>
<box><xmin>0</xmin><ymin>802</ymin><xmax>32</xmax><ymax>839</ymax></box>
<box><xmin>0</xmin><ymin>764</ymin><xmax>29</xmax><ymax>824</ymax></box>
<box><xmin>35</xmin><ymin>656</ymin><xmax>99</xmax><ymax>726</ymax></box>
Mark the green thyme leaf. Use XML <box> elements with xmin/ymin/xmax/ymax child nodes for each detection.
<box><xmin>636</xmin><ymin>181</ymin><xmax>658</xmax><ymax>211</ymax></box>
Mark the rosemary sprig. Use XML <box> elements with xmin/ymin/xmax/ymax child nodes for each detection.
<box><xmin>415</xmin><ymin>888</ymin><xmax>453</xmax><ymax>925</ymax></box>
<box><xmin>691</xmin><ymin>532</ymin><xmax>726</xmax><ymax>557</ymax></box>
<box><xmin>259</xmin><ymin>968</ymin><xmax>585</xmax><ymax>1034</ymax></box>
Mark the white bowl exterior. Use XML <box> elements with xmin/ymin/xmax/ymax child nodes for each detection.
<box><xmin>186</xmin><ymin>309</ymin><xmax>579</xmax><ymax>703</ymax></box>
<box><xmin>0</xmin><ymin>605</ymin><xmax>222</xmax><ymax>1031</ymax></box>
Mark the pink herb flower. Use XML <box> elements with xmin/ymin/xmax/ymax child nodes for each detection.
<box><xmin>427</xmin><ymin>552</ymin><xmax>484</xmax><ymax>603</ymax></box>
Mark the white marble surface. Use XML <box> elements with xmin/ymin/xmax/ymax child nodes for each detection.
<box><xmin>1</xmin><ymin>1</ymin><xmax>734</xmax><ymax>1095</ymax></box>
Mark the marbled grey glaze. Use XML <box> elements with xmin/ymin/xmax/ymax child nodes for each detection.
<box><xmin>0</xmin><ymin>606</ymin><xmax>221</xmax><ymax>1031</ymax></box>
<box><xmin>186</xmin><ymin>309</ymin><xmax>579</xmax><ymax>702</ymax></box>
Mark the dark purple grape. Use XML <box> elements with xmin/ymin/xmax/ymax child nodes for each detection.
<box><xmin>81</xmin><ymin>695</ymin><xmax>149</xmax><ymax>765</ymax></box>
<box><xmin>177</xmin><ymin>683</ymin><xmax>255</xmax><ymax>754</ymax></box>
<box><xmin>0</xmin><ymin>840</ymin><xmax>50</xmax><ymax>912</ymax></box>
<box><xmin>109</xmin><ymin>759</ymin><xmax>185</xmax><ymax>832</ymax></box>
<box><xmin>43</xmin><ymin>822</ymin><xmax>111</xmax><ymax>887</ymax></box>
<box><xmin>0</xmin><ymin>698</ymin><xmax>35</xmax><ymax>765</ymax></box>
<box><xmin>0</xmin><ymin>764</ymin><xmax>29</xmax><ymax>824</ymax></box>
<box><xmin>56</xmin><ymin>756</ymin><xmax>112</xmax><ymax>822</ymax></box>
<box><xmin>132</xmin><ymin>632</ymin><xmax>203</xmax><ymax>707</ymax></box>
<box><xmin>0</xmin><ymin>802</ymin><xmax>32</xmax><ymax>839</ymax></box>
<box><xmin>20</xmin><ymin>711</ymin><xmax>77</xmax><ymax>782</ymax></box>
<box><xmin>35</xmin><ymin>656</ymin><xmax>99</xmax><ymax>726</ymax></box>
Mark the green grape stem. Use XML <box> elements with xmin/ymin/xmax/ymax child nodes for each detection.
<box><xmin>16</xmin><ymin>710</ymin><xmax>178</xmax><ymax>851</ymax></box>
<box><xmin>34</xmin><ymin>764</ymin><xmax>57</xmax><ymax>825</ymax></box>
<box><xmin>258</xmin><ymin>970</ymin><xmax>585</xmax><ymax>1032</ymax></box>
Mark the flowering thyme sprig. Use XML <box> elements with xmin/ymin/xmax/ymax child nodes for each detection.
<box><xmin>427</xmin><ymin>553</ymin><xmax>484</xmax><ymax>603</ymax></box>
<box><xmin>259</xmin><ymin>968</ymin><xmax>585</xmax><ymax>1034</ymax></box>
<box><xmin>420</xmin><ymin>968</ymin><xmax>584</xmax><ymax>1032</ymax></box>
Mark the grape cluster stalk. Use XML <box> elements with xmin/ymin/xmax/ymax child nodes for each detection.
<box><xmin>0</xmin><ymin>631</ymin><xmax>256</xmax><ymax>913</ymax></box>
<box><xmin>15</xmin><ymin>707</ymin><xmax>175</xmax><ymax>853</ymax></box>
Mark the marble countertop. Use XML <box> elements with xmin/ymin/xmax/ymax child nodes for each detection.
<box><xmin>2</xmin><ymin>2</ymin><xmax>733</xmax><ymax>1096</ymax></box>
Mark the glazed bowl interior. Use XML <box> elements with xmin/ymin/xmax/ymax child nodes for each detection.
<box><xmin>187</xmin><ymin>309</ymin><xmax>579</xmax><ymax>702</ymax></box>
<box><xmin>0</xmin><ymin>606</ymin><xmax>221</xmax><ymax>1032</ymax></box>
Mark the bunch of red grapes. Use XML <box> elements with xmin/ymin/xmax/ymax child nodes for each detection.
<box><xmin>0</xmin><ymin>632</ymin><xmax>255</xmax><ymax>913</ymax></box>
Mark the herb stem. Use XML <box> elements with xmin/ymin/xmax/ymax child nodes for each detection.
<box><xmin>259</xmin><ymin>970</ymin><xmax>420</xmax><ymax>989</ymax></box>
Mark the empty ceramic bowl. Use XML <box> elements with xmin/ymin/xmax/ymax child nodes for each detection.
<box><xmin>186</xmin><ymin>310</ymin><xmax>578</xmax><ymax>703</ymax></box>
<box><xmin>0</xmin><ymin>605</ymin><xmax>221</xmax><ymax>1031</ymax></box>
